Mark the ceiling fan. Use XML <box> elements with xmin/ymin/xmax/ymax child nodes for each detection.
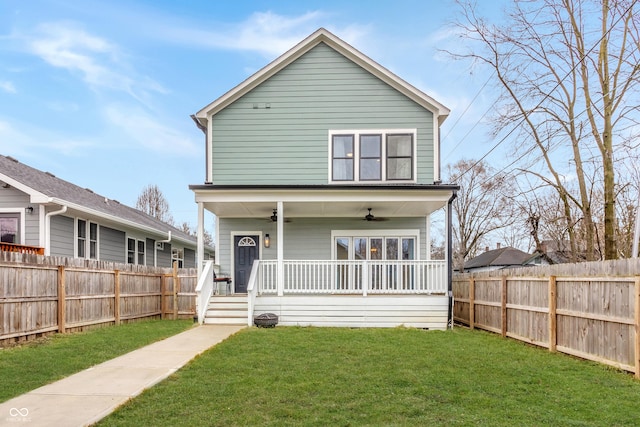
<box><xmin>363</xmin><ymin>208</ymin><xmax>388</xmax><ymax>222</ymax></box>
<box><xmin>268</xmin><ymin>209</ymin><xmax>291</xmax><ymax>223</ymax></box>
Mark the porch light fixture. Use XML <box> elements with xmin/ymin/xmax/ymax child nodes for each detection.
<box><xmin>264</xmin><ymin>234</ymin><xmax>270</xmax><ymax>248</ymax></box>
<box><xmin>26</xmin><ymin>206</ymin><xmax>34</xmax><ymax>214</ymax></box>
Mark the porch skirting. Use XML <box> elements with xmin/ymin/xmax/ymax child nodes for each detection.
<box><xmin>253</xmin><ymin>294</ymin><xmax>448</xmax><ymax>329</ymax></box>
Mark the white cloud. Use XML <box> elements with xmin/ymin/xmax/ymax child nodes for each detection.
<box><xmin>156</xmin><ymin>10</ymin><xmax>369</xmax><ymax>58</ymax></box>
<box><xmin>0</xmin><ymin>81</ymin><xmax>16</xmax><ymax>93</ymax></box>
<box><xmin>0</xmin><ymin>118</ymin><xmax>94</xmax><ymax>157</ymax></box>
<box><xmin>18</xmin><ymin>22</ymin><xmax>166</xmax><ymax>103</ymax></box>
<box><xmin>103</xmin><ymin>105</ymin><xmax>199</xmax><ymax>156</ymax></box>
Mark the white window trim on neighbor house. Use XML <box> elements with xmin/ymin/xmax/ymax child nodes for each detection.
<box><xmin>75</xmin><ymin>218</ymin><xmax>99</xmax><ymax>260</ymax></box>
<box><xmin>330</xmin><ymin>229</ymin><xmax>421</xmax><ymax>260</ymax></box>
<box><xmin>127</xmin><ymin>237</ymin><xmax>146</xmax><ymax>265</ymax></box>
<box><xmin>0</xmin><ymin>208</ymin><xmax>25</xmax><ymax>244</ymax></box>
<box><xmin>328</xmin><ymin>129</ymin><xmax>417</xmax><ymax>184</ymax></box>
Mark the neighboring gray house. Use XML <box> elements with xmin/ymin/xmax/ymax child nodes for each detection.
<box><xmin>462</xmin><ymin>246</ymin><xmax>532</xmax><ymax>273</ymax></box>
<box><xmin>190</xmin><ymin>28</ymin><xmax>459</xmax><ymax>329</ymax></box>
<box><xmin>0</xmin><ymin>154</ymin><xmax>213</xmax><ymax>267</ymax></box>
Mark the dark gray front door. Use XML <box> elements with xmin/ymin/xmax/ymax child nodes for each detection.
<box><xmin>234</xmin><ymin>235</ymin><xmax>258</xmax><ymax>293</ymax></box>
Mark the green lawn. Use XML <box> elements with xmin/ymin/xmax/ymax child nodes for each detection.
<box><xmin>97</xmin><ymin>327</ymin><xmax>640</xmax><ymax>426</ymax></box>
<box><xmin>0</xmin><ymin>319</ymin><xmax>193</xmax><ymax>403</ymax></box>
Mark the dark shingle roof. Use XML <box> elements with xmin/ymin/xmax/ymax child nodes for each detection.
<box><xmin>464</xmin><ymin>247</ymin><xmax>531</xmax><ymax>270</ymax></box>
<box><xmin>0</xmin><ymin>155</ymin><xmax>197</xmax><ymax>245</ymax></box>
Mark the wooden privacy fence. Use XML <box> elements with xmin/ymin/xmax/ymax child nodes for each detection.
<box><xmin>0</xmin><ymin>252</ymin><xmax>198</xmax><ymax>345</ymax></box>
<box><xmin>453</xmin><ymin>258</ymin><xmax>640</xmax><ymax>378</ymax></box>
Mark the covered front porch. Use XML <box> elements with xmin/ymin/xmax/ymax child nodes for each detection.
<box><xmin>191</xmin><ymin>184</ymin><xmax>457</xmax><ymax>328</ymax></box>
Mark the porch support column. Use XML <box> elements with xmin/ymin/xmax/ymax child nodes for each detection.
<box><xmin>446</xmin><ymin>191</ymin><xmax>457</xmax><ymax>329</ymax></box>
<box><xmin>197</xmin><ymin>201</ymin><xmax>204</xmax><ymax>278</ymax></box>
<box><xmin>277</xmin><ymin>201</ymin><xmax>284</xmax><ymax>296</ymax></box>
<box><xmin>425</xmin><ymin>215</ymin><xmax>431</xmax><ymax>260</ymax></box>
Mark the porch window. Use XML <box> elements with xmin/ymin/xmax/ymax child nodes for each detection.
<box><xmin>332</xmin><ymin>233</ymin><xmax>418</xmax><ymax>291</ymax></box>
<box><xmin>0</xmin><ymin>214</ymin><xmax>19</xmax><ymax>243</ymax></box>
<box><xmin>334</xmin><ymin>235</ymin><xmax>417</xmax><ymax>261</ymax></box>
<box><xmin>329</xmin><ymin>130</ymin><xmax>416</xmax><ymax>183</ymax></box>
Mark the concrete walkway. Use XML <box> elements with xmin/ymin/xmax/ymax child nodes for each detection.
<box><xmin>0</xmin><ymin>325</ymin><xmax>245</xmax><ymax>427</ymax></box>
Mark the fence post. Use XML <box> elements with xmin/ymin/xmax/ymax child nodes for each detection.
<box><xmin>57</xmin><ymin>265</ymin><xmax>66</xmax><ymax>333</ymax></box>
<box><xmin>161</xmin><ymin>274</ymin><xmax>167</xmax><ymax>320</ymax></box>
<box><xmin>501</xmin><ymin>276</ymin><xmax>507</xmax><ymax>337</ymax></box>
<box><xmin>114</xmin><ymin>270</ymin><xmax>121</xmax><ymax>326</ymax></box>
<box><xmin>549</xmin><ymin>275</ymin><xmax>557</xmax><ymax>353</ymax></box>
<box><xmin>635</xmin><ymin>276</ymin><xmax>640</xmax><ymax>379</ymax></box>
<box><xmin>173</xmin><ymin>262</ymin><xmax>179</xmax><ymax>319</ymax></box>
<box><xmin>469</xmin><ymin>277</ymin><xmax>475</xmax><ymax>330</ymax></box>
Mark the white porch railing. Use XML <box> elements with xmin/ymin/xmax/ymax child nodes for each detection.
<box><xmin>195</xmin><ymin>260</ymin><xmax>215</xmax><ymax>324</ymax></box>
<box><xmin>254</xmin><ymin>260</ymin><xmax>447</xmax><ymax>295</ymax></box>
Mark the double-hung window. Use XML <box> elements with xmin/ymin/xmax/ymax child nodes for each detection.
<box><xmin>330</xmin><ymin>130</ymin><xmax>416</xmax><ymax>183</ymax></box>
<box><xmin>127</xmin><ymin>238</ymin><xmax>145</xmax><ymax>265</ymax></box>
<box><xmin>77</xmin><ymin>219</ymin><xmax>98</xmax><ymax>259</ymax></box>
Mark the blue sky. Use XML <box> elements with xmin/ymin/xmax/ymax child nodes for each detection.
<box><xmin>0</xmin><ymin>0</ymin><xmax>509</xmax><ymax>233</ymax></box>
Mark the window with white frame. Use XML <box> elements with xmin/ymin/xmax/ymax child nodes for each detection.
<box><xmin>0</xmin><ymin>213</ymin><xmax>19</xmax><ymax>244</ymax></box>
<box><xmin>76</xmin><ymin>219</ymin><xmax>98</xmax><ymax>259</ymax></box>
<box><xmin>172</xmin><ymin>248</ymin><xmax>184</xmax><ymax>268</ymax></box>
<box><xmin>330</xmin><ymin>130</ymin><xmax>416</xmax><ymax>183</ymax></box>
<box><xmin>334</xmin><ymin>235</ymin><xmax>416</xmax><ymax>261</ymax></box>
<box><xmin>127</xmin><ymin>238</ymin><xmax>145</xmax><ymax>265</ymax></box>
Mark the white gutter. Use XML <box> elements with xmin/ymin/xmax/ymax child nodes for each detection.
<box><xmin>47</xmin><ymin>197</ymin><xmax>194</xmax><ymax>246</ymax></box>
<box><xmin>45</xmin><ymin>205</ymin><xmax>67</xmax><ymax>256</ymax></box>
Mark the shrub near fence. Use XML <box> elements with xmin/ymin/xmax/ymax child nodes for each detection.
<box><xmin>453</xmin><ymin>258</ymin><xmax>640</xmax><ymax>378</ymax></box>
<box><xmin>0</xmin><ymin>252</ymin><xmax>197</xmax><ymax>345</ymax></box>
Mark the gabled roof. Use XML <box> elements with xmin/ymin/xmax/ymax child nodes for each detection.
<box><xmin>193</xmin><ymin>27</ymin><xmax>450</xmax><ymax>125</ymax></box>
<box><xmin>0</xmin><ymin>155</ymin><xmax>199</xmax><ymax>246</ymax></box>
<box><xmin>464</xmin><ymin>247</ymin><xmax>531</xmax><ymax>270</ymax></box>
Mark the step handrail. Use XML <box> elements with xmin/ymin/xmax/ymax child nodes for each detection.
<box><xmin>246</xmin><ymin>260</ymin><xmax>261</xmax><ymax>326</ymax></box>
<box><xmin>195</xmin><ymin>260</ymin><xmax>215</xmax><ymax>324</ymax></box>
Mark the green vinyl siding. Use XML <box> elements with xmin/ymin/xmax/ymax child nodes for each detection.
<box><xmin>217</xmin><ymin>217</ymin><xmax>427</xmax><ymax>277</ymax></box>
<box><xmin>211</xmin><ymin>43</ymin><xmax>435</xmax><ymax>185</ymax></box>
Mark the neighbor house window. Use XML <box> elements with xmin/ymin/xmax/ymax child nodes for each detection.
<box><xmin>77</xmin><ymin>219</ymin><xmax>98</xmax><ymax>259</ymax></box>
<box><xmin>127</xmin><ymin>238</ymin><xmax>145</xmax><ymax>265</ymax></box>
<box><xmin>137</xmin><ymin>240</ymin><xmax>145</xmax><ymax>265</ymax></box>
<box><xmin>0</xmin><ymin>213</ymin><xmax>19</xmax><ymax>244</ymax></box>
<box><xmin>330</xmin><ymin>130</ymin><xmax>415</xmax><ymax>183</ymax></box>
<box><xmin>172</xmin><ymin>248</ymin><xmax>184</xmax><ymax>268</ymax></box>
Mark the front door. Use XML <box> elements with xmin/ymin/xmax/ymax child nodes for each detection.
<box><xmin>234</xmin><ymin>235</ymin><xmax>258</xmax><ymax>293</ymax></box>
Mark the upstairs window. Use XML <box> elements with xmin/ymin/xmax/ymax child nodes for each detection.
<box><xmin>330</xmin><ymin>130</ymin><xmax>416</xmax><ymax>183</ymax></box>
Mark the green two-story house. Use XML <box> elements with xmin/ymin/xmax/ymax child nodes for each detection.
<box><xmin>190</xmin><ymin>28</ymin><xmax>458</xmax><ymax>329</ymax></box>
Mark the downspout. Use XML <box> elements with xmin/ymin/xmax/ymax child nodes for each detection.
<box><xmin>45</xmin><ymin>205</ymin><xmax>68</xmax><ymax>256</ymax></box>
<box><xmin>446</xmin><ymin>190</ymin><xmax>458</xmax><ymax>329</ymax></box>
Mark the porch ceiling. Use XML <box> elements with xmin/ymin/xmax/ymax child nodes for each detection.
<box><xmin>191</xmin><ymin>186</ymin><xmax>457</xmax><ymax>219</ymax></box>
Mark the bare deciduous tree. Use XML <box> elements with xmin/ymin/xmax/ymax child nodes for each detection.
<box><xmin>136</xmin><ymin>184</ymin><xmax>175</xmax><ymax>225</ymax></box>
<box><xmin>450</xmin><ymin>0</ymin><xmax>640</xmax><ymax>260</ymax></box>
<box><xmin>447</xmin><ymin>159</ymin><xmax>516</xmax><ymax>271</ymax></box>
<box><xmin>179</xmin><ymin>221</ymin><xmax>213</xmax><ymax>246</ymax></box>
